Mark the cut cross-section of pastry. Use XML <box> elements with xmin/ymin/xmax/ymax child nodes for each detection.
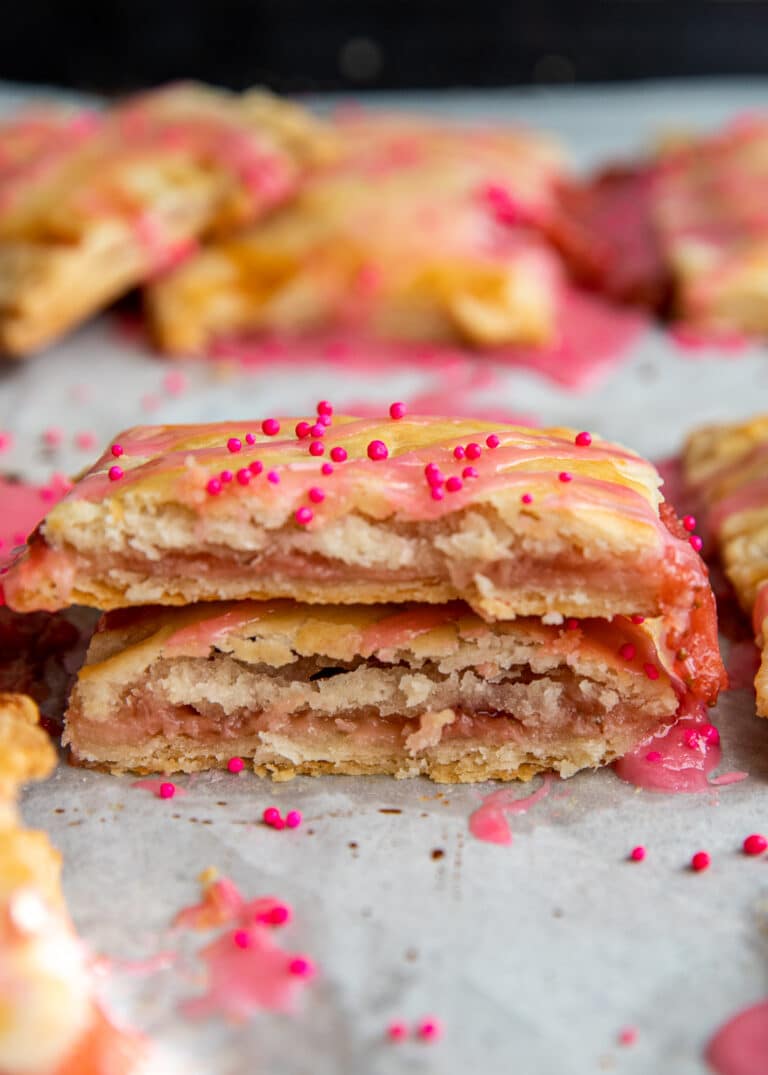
<box><xmin>0</xmin><ymin>693</ymin><xmax>147</xmax><ymax>1074</ymax></box>
<box><xmin>64</xmin><ymin>598</ymin><xmax>724</xmax><ymax>782</ymax></box>
<box><xmin>146</xmin><ymin>110</ymin><xmax>565</xmax><ymax>353</ymax></box>
<box><xmin>4</xmin><ymin>415</ymin><xmax>722</xmax><ymax>635</ymax></box>
<box><xmin>684</xmin><ymin>413</ymin><xmax>768</xmax><ymax>715</ymax></box>
<box><xmin>0</xmin><ymin>82</ymin><xmax>334</xmax><ymax>356</ymax></box>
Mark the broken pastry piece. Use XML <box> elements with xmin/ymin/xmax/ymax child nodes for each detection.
<box><xmin>653</xmin><ymin>116</ymin><xmax>768</xmax><ymax>336</ymax></box>
<box><xmin>0</xmin><ymin>693</ymin><xmax>147</xmax><ymax>1074</ymax></box>
<box><xmin>4</xmin><ymin>416</ymin><xmax>723</xmax><ymax>633</ymax></box>
<box><xmin>65</xmin><ymin>598</ymin><xmax>724</xmax><ymax>782</ymax></box>
<box><xmin>146</xmin><ymin>110</ymin><xmax>565</xmax><ymax>353</ymax></box>
<box><xmin>684</xmin><ymin>414</ymin><xmax>768</xmax><ymax>715</ymax></box>
<box><xmin>0</xmin><ymin>82</ymin><xmax>332</xmax><ymax>356</ymax></box>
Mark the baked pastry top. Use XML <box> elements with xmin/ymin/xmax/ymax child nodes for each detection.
<box><xmin>684</xmin><ymin>413</ymin><xmax>768</xmax><ymax>714</ymax></box>
<box><xmin>4</xmin><ymin>414</ymin><xmax>720</xmax><ymax>636</ymax></box>
<box><xmin>146</xmin><ymin>109</ymin><xmax>565</xmax><ymax>353</ymax></box>
<box><xmin>0</xmin><ymin>82</ymin><xmax>333</xmax><ymax>355</ymax></box>
<box><xmin>65</xmin><ymin>597</ymin><xmax>724</xmax><ymax>782</ymax></box>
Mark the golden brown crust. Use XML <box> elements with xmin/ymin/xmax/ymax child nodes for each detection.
<box><xmin>0</xmin><ymin>692</ymin><xmax>56</xmax><ymax>803</ymax></box>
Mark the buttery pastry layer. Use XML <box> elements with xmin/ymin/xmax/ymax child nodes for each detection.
<box><xmin>146</xmin><ymin>110</ymin><xmax>565</xmax><ymax>352</ymax></box>
<box><xmin>684</xmin><ymin>413</ymin><xmax>768</xmax><ymax>715</ymax></box>
<box><xmin>4</xmin><ymin>416</ymin><xmax>720</xmax><ymax>647</ymax></box>
<box><xmin>0</xmin><ymin>82</ymin><xmax>332</xmax><ymax>356</ymax></box>
<box><xmin>64</xmin><ymin>598</ymin><xmax>724</xmax><ymax>782</ymax></box>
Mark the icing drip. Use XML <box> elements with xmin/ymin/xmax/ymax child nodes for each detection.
<box><xmin>706</xmin><ymin>999</ymin><xmax>768</xmax><ymax>1075</ymax></box>
<box><xmin>469</xmin><ymin>774</ymin><xmax>552</xmax><ymax>844</ymax></box>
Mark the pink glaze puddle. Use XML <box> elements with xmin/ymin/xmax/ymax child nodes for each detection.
<box><xmin>208</xmin><ymin>285</ymin><xmax>645</xmax><ymax>392</ymax></box>
<box><xmin>670</xmin><ymin>323</ymin><xmax>753</xmax><ymax>355</ymax></box>
<box><xmin>469</xmin><ymin>774</ymin><xmax>552</xmax><ymax>844</ymax></box>
<box><xmin>613</xmin><ymin>707</ymin><xmax>745</xmax><ymax>793</ymax></box>
<box><xmin>0</xmin><ymin>474</ymin><xmax>69</xmax><ymax>570</ymax></box>
<box><xmin>130</xmin><ymin>779</ymin><xmax>187</xmax><ymax>798</ymax></box>
<box><xmin>706</xmin><ymin>999</ymin><xmax>768</xmax><ymax>1075</ymax></box>
<box><xmin>725</xmin><ymin>639</ymin><xmax>761</xmax><ymax>691</ymax></box>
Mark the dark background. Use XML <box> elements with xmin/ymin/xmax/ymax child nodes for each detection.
<box><xmin>3</xmin><ymin>1</ymin><xmax>768</xmax><ymax>93</ymax></box>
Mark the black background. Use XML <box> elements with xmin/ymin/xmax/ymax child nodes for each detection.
<box><xmin>3</xmin><ymin>1</ymin><xmax>768</xmax><ymax>93</ymax></box>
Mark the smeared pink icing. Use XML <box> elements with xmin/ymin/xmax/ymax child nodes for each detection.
<box><xmin>0</xmin><ymin>474</ymin><xmax>69</xmax><ymax>569</ymax></box>
<box><xmin>706</xmin><ymin>999</ymin><xmax>768</xmax><ymax>1075</ymax></box>
<box><xmin>131</xmin><ymin>778</ymin><xmax>187</xmax><ymax>798</ymax></box>
<box><xmin>209</xmin><ymin>285</ymin><xmax>645</xmax><ymax>392</ymax></box>
<box><xmin>469</xmin><ymin>774</ymin><xmax>552</xmax><ymax>844</ymax></box>
<box><xmin>613</xmin><ymin>702</ymin><xmax>743</xmax><ymax>793</ymax></box>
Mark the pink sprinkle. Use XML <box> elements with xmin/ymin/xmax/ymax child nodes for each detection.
<box><xmin>630</xmin><ymin>614</ymin><xmax>645</xmax><ymax>624</ymax></box>
<box><xmin>236</xmin><ymin>468</ymin><xmax>251</xmax><ymax>486</ymax></box>
<box><xmin>462</xmin><ymin>466</ymin><xmax>478</xmax><ymax>480</ymax></box>
<box><xmin>111</xmin><ymin>443</ymin><xmax>124</xmax><ymax>458</ymax></box>
<box><xmin>108</xmin><ymin>465</ymin><xmax>124</xmax><ymax>482</ymax></box>
<box><xmin>387</xmin><ymin>1021</ymin><xmax>408</xmax><ymax>1042</ymax></box>
<box><xmin>575</xmin><ymin>431</ymin><xmax>592</xmax><ymax>447</ymax></box>
<box><xmin>272</xmin><ymin>817</ymin><xmax>286</xmax><ymax>830</ymax></box>
<box><xmin>295</xmin><ymin>507</ymin><xmax>314</xmax><ymax>526</ymax></box>
<box><xmin>565</xmin><ymin>618</ymin><xmax>579</xmax><ymax>631</ymax></box>
<box><xmin>619</xmin><ymin>643</ymin><xmax>636</xmax><ymax>661</ymax></box>
<box><xmin>486</xmin><ymin>434</ymin><xmax>500</xmax><ymax>449</ymax></box>
<box><xmin>367</xmin><ymin>439</ymin><xmax>389</xmax><ymax>461</ymax></box>
<box><xmin>159</xmin><ymin>782</ymin><xmax>176</xmax><ymax>800</ymax></box>
<box><xmin>227</xmin><ymin>437</ymin><xmax>242</xmax><ymax>453</ymax></box>
<box><xmin>75</xmin><ymin>431</ymin><xmax>96</xmax><ymax>450</ymax></box>
<box><xmin>227</xmin><ymin>757</ymin><xmax>245</xmax><ymax>774</ymax></box>
<box><xmin>309</xmin><ymin>441</ymin><xmax>325</xmax><ymax>457</ymax></box>
<box><xmin>701</xmin><ymin>724</ymin><xmax>720</xmax><ymax>746</ymax></box>
<box><xmin>163</xmin><ymin>371</ymin><xmax>187</xmax><ymax>396</ymax></box>
<box><xmin>743</xmin><ymin>834</ymin><xmax>767</xmax><ymax>856</ymax></box>
<box><xmin>316</xmin><ymin>400</ymin><xmax>333</xmax><ymax>417</ymax></box>
<box><xmin>446</xmin><ymin>476</ymin><xmax>463</xmax><ymax>493</ymax></box>
<box><xmin>465</xmin><ymin>443</ymin><xmax>481</xmax><ymax>460</ymax></box>
<box><xmin>318</xmin><ymin>414</ymin><xmax>332</xmax><ymax>427</ymax></box>
<box><xmin>629</xmin><ymin>846</ymin><xmax>646</xmax><ymax>862</ymax></box>
<box><xmin>521</xmin><ymin>493</ymin><xmax>533</xmax><ymax>504</ymax></box>
<box><xmin>417</xmin><ymin>1018</ymin><xmax>443</xmax><ymax>1043</ymax></box>
<box><xmin>426</xmin><ymin>469</ymin><xmax>444</xmax><ymax>488</ymax></box>
<box><xmin>0</xmin><ymin>432</ymin><xmax>12</xmax><ymax>452</ymax></box>
<box><xmin>321</xmin><ymin>463</ymin><xmax>334</xmax><ymax>476</ymax></box>
<box><xmin>558</xmin><ymin>471</ymin><xmax>573</xmax><ymax>483</ymax></box>
<box><xmin>645</xmin><ymin>750</ymin><xmax>662</xmax><ymax>763</ymax></box>
<box><xmin>262</xmin><ymin>904</ymin><xmax>291</xmax><ymax>926</ymax></box>
<box><xmin>220</xmin><ymin>470</ymin><xmax>233</xmax><ymax>484</ymax></box>
<box><xmin>425</xmin><ymin>463</ymin><xmax>441</xmax><ymax>479</ymax></box>
<box><xmin>249</xmin><ymin>460</ymin><xmax>264</xmax><ymax>475</ymax></box>
<box><xmin>262</xmin><ymin>418</ymin><xmax>281</xmax><ymax>437</ymax></box>
<box><xmin>453</xmin><ymin>445</ymin><xmax>466</xmax><ymax>460</ymax></box>
<box><xmin>618</xmin><ymin>1027</ymin><xmax>638</xmax><ymax>1047</ymax></box>
<box><xmin>39</xmin><ymin>487</ymin><xmax>56</xmax><ymax>503</ymax></box>
<box><xmin>431</xmin><ymin>487</ymin><xmax>445</xmax><ymax>501</ymax></box>
<box><xmin>233</xmin><ymin>929</ymin><xmax>251</xmax><ymax>949</ymax></box>
<box><xmin>389</xmin><ymin>402</ymin><xmax>406</xmax><ymax>420</ymax></box>
<box><xmin>690</xmin><ymin>534</ymin><xmax>703</xmax><ymax>552</ymax></box>
<box><xmin>43</xmin><ymin>427</ymin><xmax>63</xmax><ymax>447</ymax></box>
<box><xmin>308</xmin><ymin>487</ymin><xmax>325</xmax><ymax>504</ymax></box>
<box><xmin>643</xmin><ymin>662</ymin><xmax>660</xmax><ymax>681</ymax></box>
<box><xmin>682</xmin><ymin>514</ymin><xmax>696</xmax><ymax>532</ymax></box>
<box><xmin>295</xmin><ymin>421</ymin><xmax>311</xmax><ymax>439</ymax></box>
<box><xmin>691</xmin><ymin>851</ymin><xmax>710</xmax><ymax>872</ymax></box>
<box><xmin>245</xmin><ymin>433</ymin><xmax>256</xmax><ymax>446</ymax></box>
<box><xmin>330</xmin><ymin>446</ymin><xmax>347</xmax><ymax>463</ymax></box>
<box><xmin>207</xmin><ymin>477</ymin><xmax>222</xmax><ymax>495</ymax></box>
<box><xmin>263</xmin><ymin>807</ymin><xmax>282</xmax><ymax>826</ymax></box>
<box><xmin>288</xmin><ymin>956</ymin><xmax>314</xmax><ymax>978</ymax></box>
<box><xmin>285</xmin><ymin>810</ymin><xmax>302</xmax><ymax>829</ymax></box>
<box><xmin>310</xmin><ymin>424</ymin><xmax>326</xmax><ymax>438</ymax></box>
<box><xmin>267</xmin><ymin>470</ymin><xmax>280</xmax><ymax>484</ymax></box>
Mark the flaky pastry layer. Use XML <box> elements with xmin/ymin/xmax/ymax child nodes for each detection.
<box><xmin>684</xmin><ymin>413</ymin><xmax>768</xmax><ymax>715</ymax></box>
<box><xmin>65</xmin><ymin>598</ymin><xmax>723</xmax><ymax>782</ymax></box>
<box><xmin>0</xmin><ymin>82</ymin><xmax>333</xmax><ymax>355</ymax></box>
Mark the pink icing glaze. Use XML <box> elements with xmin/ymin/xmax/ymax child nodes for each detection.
<box><xmin>706</xmin><ymin>999</ymin><xmax>768</xmax><ymax>1075</ymax></box>
<box><xmin>469</xmin><ymin>773</ymin><xmax>552</xmax><ymax>844</ymax></box>
<box><xmin>131</xmin><ymin>779</ymin><xmax>187</xmax><ymax>797</ymax></box>
<box><xmin>0</xmin><ymin>474</ymin><xmax>69</xmax><ymax>569</ymax></box>
<box><xmin>209</xmin><ymin>285</ymin><xmax>645</xmax><ymax>392</ymax></box>
<box><xmin>181</xmin><ymin>924</ymin><xmax>313</xmax><ymax>1021</ymax></box>
<box><xmin>613</xmin><ymin>700</ymin><xmax>738</xmax><ymax>793</ymax></box>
